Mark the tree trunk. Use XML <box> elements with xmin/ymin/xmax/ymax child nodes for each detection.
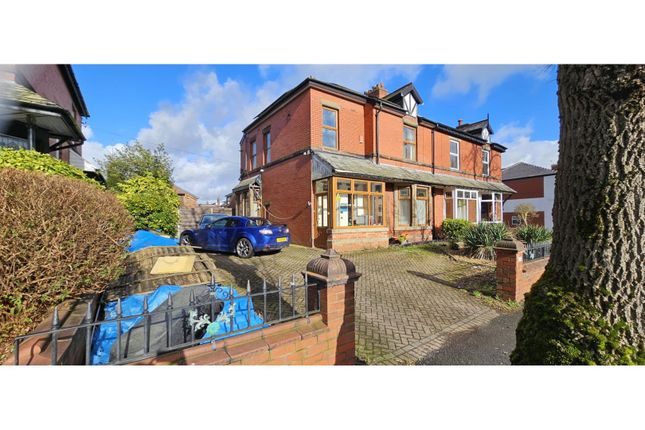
<box><xmin>512</xmin><ymin>65</ymin><xmax>645</xmax><ymax>364</ymax></box>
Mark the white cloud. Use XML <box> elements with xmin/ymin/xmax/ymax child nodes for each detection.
<box><xmin>497</xmin><ymin>121</ymin><xmax>559</xmax><ymax>168</ymax></box>
<box><xmin>82</xmin><ymin>65</ymin><xmax>422</xmax><ymax>202</ymax></box>
<box><xmin>432</xmin><ymin>65</ymin><xmax>549</xmax><ymax>104</ymax></box>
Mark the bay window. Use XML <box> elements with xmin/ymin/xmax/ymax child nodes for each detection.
<box><xmin>480</xmin><ymin>192</ymin><xmax>503</xmax><ymax>222</ymax></box>
<box><xmin>455</xmin><ymin>189</ymin><xmax>478</xmax><ymax>222</ymax></box>
<box><xmin>333</xmin><ymin>178</ymin><xmax>384</xmax><ymax>228</ymax></box>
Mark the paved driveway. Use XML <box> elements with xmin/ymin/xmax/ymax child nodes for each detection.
<box><xmin>206</xmin><ymin>244</ymin><xmax>505</xmax><ymax>364</ymax></box>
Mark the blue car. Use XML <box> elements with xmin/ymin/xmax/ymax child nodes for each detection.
<box><xmin>179</xmin><ymin>216</ymin><xmax>291</xmax><ymax>258</ymax></box>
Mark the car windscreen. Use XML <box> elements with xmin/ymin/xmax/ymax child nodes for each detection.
<box><xmin>246</xmin><ymin>218</ymin><xmax>271</xmax><ymax>227</ymax></box>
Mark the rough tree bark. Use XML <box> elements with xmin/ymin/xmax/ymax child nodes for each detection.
<box><xmin>512</xmin><ymin>65</ymin><xmax>645</xmax><ymax>364</ymax></box>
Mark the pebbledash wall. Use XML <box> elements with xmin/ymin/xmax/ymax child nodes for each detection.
<box><xmin>494</xmin><ymin>238</ymin><xmax>548</xmax><ymax>302</ymax></box>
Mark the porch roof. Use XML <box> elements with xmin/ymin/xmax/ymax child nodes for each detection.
<box><xmin>312</xmin><ymin>150</ymin><xmax>516</xmax><ymax>193</ymax></box>
<box><xmin>232</xmin><ymin>174</ymin><xmax>261</xmax><ymax>192</ymax></box>
<box><xmin>0</xmin><ymin>80</ymin><xmax>85</xmax><ymax>141</ymax></box>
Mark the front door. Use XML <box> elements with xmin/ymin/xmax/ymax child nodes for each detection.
<box><xmin>313</xmin><ymin>193</ymin><xmax>329</xmax><ymax>249</ymax></box>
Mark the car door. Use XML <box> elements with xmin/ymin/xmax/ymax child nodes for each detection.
<box><xmin>205</xmin><ymin>218</ymin><xmax>228</xmax><ymax>251</ymax></box>
<box><xmin>220</xmin><ymin>218</ymin><xmax>242</xmax><ymax>252</ymax></box>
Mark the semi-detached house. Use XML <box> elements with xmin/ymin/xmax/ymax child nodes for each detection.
<box><xmin>231</xmin><ymin>78</ymin><xmax>515</xmax><ymax>252</ymax></box>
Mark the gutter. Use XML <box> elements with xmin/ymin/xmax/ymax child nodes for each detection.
<box><xmin>375</xmin><ymin>100</ymin><xmax>382</xmax><ymax>164</ymax></box>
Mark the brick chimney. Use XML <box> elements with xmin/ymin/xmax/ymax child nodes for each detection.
<box><xmin>365</xmin><ymin>82</ymin><xmax>388</xmax><ymax>99</ymax></box>
<box><xmin>458</xmin><ymin>119</ymin><xmax>463</xmax><ymax>127</ymax></box>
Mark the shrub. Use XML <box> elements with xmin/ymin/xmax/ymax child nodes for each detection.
<box><xmin>441</xmin><ymin>219</ymin><xmax>471</xmax><ymax>243</ymax></box>
<box><xmin>0</xmin><ymin>148</ymin><xmax>99</xmax><ymax>185</ymax></box>
<box><xmin>514</xmin><ymin>224</ymin><xmax>552</xmax><ymax>244</ymax></box>
<box><xmin>0</xmin><ymin>168</ymin><xmax>133</xmax><ymax>354</ymax></box>
<box><xmin>116</xmin><ymin>174</ymin><xmax>180</xmax><ymax>236</ymax></box>
<box><xmin>463</xmin><ymin>223</ymin><xmax>508</xmax><ymax>260</ymax></box>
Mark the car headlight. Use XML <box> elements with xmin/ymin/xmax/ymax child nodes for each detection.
<box><xmin>259</xmin><ymin>228</ymin><xmax>272</xmax><ymax>235</ymax></box>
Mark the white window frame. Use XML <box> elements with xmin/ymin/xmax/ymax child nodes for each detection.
<box><xmin>450</xmin><ymin>139</ymin><xmax>460</xmax><ymax>170</ymax></box>
<box><xmin>483</xmin><ymin>149</ymin><xmax>490</xmax><ymax>177</ymax></box>
<box><xmin>479</xmin><ymin>192</ymin><xmax>503</xmax><ymax>223</ymax></box>
<box><xmin>453</xmin><ymin>188</ymin><xmax>478</xmax><ymax>221</ymax></box>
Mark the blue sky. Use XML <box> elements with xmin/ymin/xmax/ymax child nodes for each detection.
<box><xmin>74</xmin><ymin>64</ymin><xmax>559</xmax><ymax>202</ymax></box>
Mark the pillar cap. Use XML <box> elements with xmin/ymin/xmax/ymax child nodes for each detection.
<box><xmin>305</xmin><ymin>249</ymin><xmax>361</xmax><ymax>286</ymax></box>
<box><xmin>494</xmin><ymin>237</ymin><xmax>525</xmax><ymax>251</ymax></box>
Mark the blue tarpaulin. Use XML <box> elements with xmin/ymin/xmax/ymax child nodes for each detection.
<box><xmin>90</xmin><ymin>285</ymin><xmax>182</xmax><ymax>365</ymax></box>
<box><xmin>127</xmin><ymin>230</ymin><xmax>179</xmax><ymax>252</ymax></box>
<box><xmin>90</xmin><ymin>285</ymin><xmax>266</xmax><ymax>365</ymax></box>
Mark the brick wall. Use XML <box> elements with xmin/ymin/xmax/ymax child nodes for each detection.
<box><xmin>503</xmin><ymin>176</ymin><xmax>544</xmax><ymax>200</ymax></box>
<box><xmin>495</xmin><ymin>238</ymin><xmax>548</xmax><ymax>302</ymax></box>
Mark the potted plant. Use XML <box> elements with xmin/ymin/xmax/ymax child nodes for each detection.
<box><xmin>398</xmin><ymin>233</ymin><xmax>409</xmax><ymax>245</ymax></box>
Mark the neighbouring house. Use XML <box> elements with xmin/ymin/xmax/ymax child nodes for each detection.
<box><xmin>0</xmin><ymin>64</ymin><xmax>102</xmax><ymax>180</ymax></box>
<box><xmin>173</xmin><ymin>184</ymin><xmax>199</xmax><ymax>208</ymax></box>
<box><xmin>230</xmin><ymin>78</ymin><xmax>515</xmax><ymax>252</ymax></box>
<box><xmin>502</xmin><ymin>162</ymin><xmax>557</xmax><ymax>229</ymax></box>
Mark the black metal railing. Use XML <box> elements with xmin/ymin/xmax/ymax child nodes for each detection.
<box><xmin>11</xmin><ymin>273</ymin><xmax>319</xmax><ymax>365</ymax></box>
<box><xmin>523</xmin><ymin>241</ymin><xmax>551</xmax><ymax>261</ymax></box>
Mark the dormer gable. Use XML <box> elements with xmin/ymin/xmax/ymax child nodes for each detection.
<box><xmin>381</xmin><ymin>83</ymin><xmax>423</xmax><ymax>117</ymax></box>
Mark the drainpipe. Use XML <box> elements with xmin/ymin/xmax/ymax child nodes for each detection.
<box><xmin>431</xmin><ymin>128</ymin><xmax>436</xmax><ymax>174</ymax></box>
<box><xmin>375</xmin><ymin>100</ymin><xmax>382</xmax><ymax>164</ymax></box>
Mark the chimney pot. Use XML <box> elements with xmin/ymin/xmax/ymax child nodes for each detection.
<box><xmin>458</xmin><ymin>119</ymin><xmax>463</xmax><ymax>127</ymax></box>
<box><xmin>365</xmin><ymin>82</ymin><xmax>388</xmax><ymax>99</ymax></box>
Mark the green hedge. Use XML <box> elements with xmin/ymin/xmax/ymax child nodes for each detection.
<box><xmin>0</xmin><ymin>148</ymin><xmax>99</xmax><ymax>185</ymax></box>
<box><xmin>441</xmin><ymin>219</ymin><xmax>471</xmax><ymax>243</ymax></box>
<box><xmin>116</xmin><ymin>174</ymin><xmax>180</xmax><ymax>236</ymax></box>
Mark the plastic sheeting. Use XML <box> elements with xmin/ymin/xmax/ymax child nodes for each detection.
<box><xmin>128</xmin><ymin>230</ymin><xmax>179</xmax><ymax>252</ymax></box>
<box><xmin>90</xmin><ymin>284</ymin><xmax>266</xmax><ymax>365</ymax></box>
<box><xmin>90</xmin><ymin>285</ymin><xmax>182</xmax><ymax>365</ymax></box>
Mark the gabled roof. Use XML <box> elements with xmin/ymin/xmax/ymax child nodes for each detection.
<box><xmin>173</xmin><ymin>184</ymin><xmax>199</xmax><ymax>199</ymax></box>
<box><xmin>313</xmin><ymin>150</ymin><xmax>515</xmax><ymax>193</ymax></box>
<box><xmin>232</xmin><ymin>174</ymin><xmax>261</xmax><ymax>192</ymax></box>
<box><xmin>383</xmin><ymin>82</ymin><xmax>423</xmax><ymax>105</ymax></box>
<box><xmin>502</xmin><ymin>162</ymin><xmax>556</xmax><ymax>180</ymax></box>
<box><xmin>457</xmin><ymin>118</ymin><xmax>494</xmax><ymax>135</ymax></box>
<box><xmin>59</xmin><ymin>65</ymin><xmax>90</xmax><ymax>117</ymax></box>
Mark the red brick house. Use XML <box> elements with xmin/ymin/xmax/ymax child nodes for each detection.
<box><xmin>231</xmin><ymin>78</ymin><xmax>515</xmax><ymax>251</ymax></box>
<box><xmin>502</xmin><ymin>162</ymin><xmax>557</xmax><ymax>229</ymax></box>
<box><xmin>0</xmin><ymin>65</ymin><xmax>98</xmax><ymax>177</ymax></box>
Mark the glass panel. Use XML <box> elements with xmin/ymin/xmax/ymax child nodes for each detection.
<box><xmin>317</xmin><ymin>195</ymin><xmax>328</xmax><ymax>227</ymax></box>
<box><xmin>322</xmin><ymin>128</ymin><xmax>337</xmax><ymax>148</ymax></box>
<box><xmin>457</xmin><ymin>190</ymin><xmax>464</xmax><ymax>198</ymax></box>
<box><xmin>481</xmin><ymin>193</ymin><xmax>492</xmax><ymax>201</ymax></box>
<box><xmin>456</xmin><ymin>199</ymin><xmax>467</xmax><ymax>220</ymax></box>
<box><xmin>323</xmin><ymin>108</ymin><xmax>337</xmax><ymax>127</ymax></box>
<box><xmin>416</xmin><ymin>187</ymin><xmax>428</xmax><ymax>198</ymax></box>
<box><xmin>354</xmin><ymin>181</ymin><xmax>368</xmax><ymax>192</ymax></box>
<box><xmin>404</xmin><ymin>143</ymin><xmax>416</xmax><ymax>160</ymax></box>
<box><xmin>483</xmin><ymin>150</ymin><xmax>489</xmax><ymax>162</ymax></box>
<box><xmin>403</xmin><ymin>126</ymin><xmax>416</xmax><ymax>142</ymax></box>
<box><xmin>336</xmin><ymin>193</ymin><xmax>352</xmax><ymax>227</ymax></box>
<box><xmin>445</xmin><ymin>191</ymin><xmax>452</xmax><ymax>198</ymax></box>
<box><xmin>399</xmin><ymin>187</ymin><xmax>410</xmax><ymax>198</ymax></box>
<box><xmin>265</xmin><ymin>132</ymin><xmax>271</xmax><ymax>163</ymax></box>
<box><xmin>451</xmin><ymin>154</ymin><xmax>459</xmax><ymax>169</ymax></box>
<box><xmin>371</xmin><ymin>183</ymin><xmax>383</xmax><ymax>193</ymax></box>
<box><xmin>337</xmin><ymin>179</ymin><xmax>351</xmax><ymax>191</ymax></box>
<box><xmin>353</xmin><ymin>195</ymin><xmax>367</xmax><ymax>226</ymax></box>
<box><xmin>450</xmin><ymin>140</ymin><xmax>459</xmax><ymax>154</ymax></box>
<box><xmin>416</xmin><ymin>199</ymin><xmax>427</xmax><ymax>225</ymax></box>
<box><xmin>399</xmin><ymin>199</ymin><xmax>411</xmax><ymax>225</ymax></box>
<box><xmin>480</xmin><ymin>201</ymin><xmax>493</xmax><ymax>222</ymax></box>
<box><xmin>315</xmin><ymin>179</ymin><xmax>328</xmax><ymax>193</ymax></box>
<box><xmin>370</xmin><ymin>195</ymin><xmax>383</xmax><ymax>225</ymax></box>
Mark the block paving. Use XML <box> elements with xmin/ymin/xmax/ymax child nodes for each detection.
<box><xmin>205</xmin><ymin>244</ymin><xmax>500</xmax><ymax>365</ymax></box>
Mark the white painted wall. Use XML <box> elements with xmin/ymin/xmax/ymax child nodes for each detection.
<box><xmin>503</xmin><ymin>175</ymin><xmax>555</xmax><ymax>230</ymax></box>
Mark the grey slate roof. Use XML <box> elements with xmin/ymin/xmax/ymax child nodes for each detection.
<box><xmin>502</xmin><ymin>162</ymin><xmax>556</xmax><ymax>181</ymax></box>
<box><xmin>232</xmin><ymin>174</ymin><xmax>261</xmax><ymax>192</ymax></box>
<box><xmin>313</xmin><ymin>150</ymin><xmax>515</xmax><ymax>193</ymax></box>
<box><xmin>457</xmin><ymin>118</ymin><xmax>494</xmax><ymax>135</ymax></box>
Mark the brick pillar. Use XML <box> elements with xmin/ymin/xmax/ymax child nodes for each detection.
<box><xmin>304</xmin><ymin>249</ymin><xmax>361</xmax><ymax>365</ymax></box>
<box><xmin>494</xmin><ymin>238</ymin><xmax>525</xmax><ymax>301</ymax></box>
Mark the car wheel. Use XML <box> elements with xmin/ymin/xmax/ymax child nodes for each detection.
<box><xmin>180</xmin><ymin>234</ymin><xmax>193</xmax><ymax>246</ymax></box>
<box><xmin>236</xmin><ymin>238</ymin><xmax>254</xmax><ymax>259</ymax></box>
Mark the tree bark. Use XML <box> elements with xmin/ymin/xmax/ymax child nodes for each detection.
<box><xmin>513</xmin><ymin>65</ymin><xmax>645</xmax><ymax>363</ymax></box>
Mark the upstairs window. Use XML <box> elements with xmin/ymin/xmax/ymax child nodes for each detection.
<box><xmin>251</xmin><ymin>141</ymin><xmax>257</xmax><ymax>169</ymax></box>
<box><xmin>483</xmin><ymin>149</ymin><xmax>490</xmax><ymax>176</ymax></box>
<box><xmin>450</xmin><ymin>139</ymin><xmax>459</xmax><ymax>170</ymax></box>
<box><xmin>322</xmin><ymin>107</ymin><xmax>338</xmax><ymax>149</ymax></box>
<box><xmin>264</xmin><ymin>131</ymin><xmax>271</xmax><ymax>163</ymax></box>
<box><xmin>403</xmin><ymin>126</ymin><xmax>416</xmax><ymax>161</ymax></box>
